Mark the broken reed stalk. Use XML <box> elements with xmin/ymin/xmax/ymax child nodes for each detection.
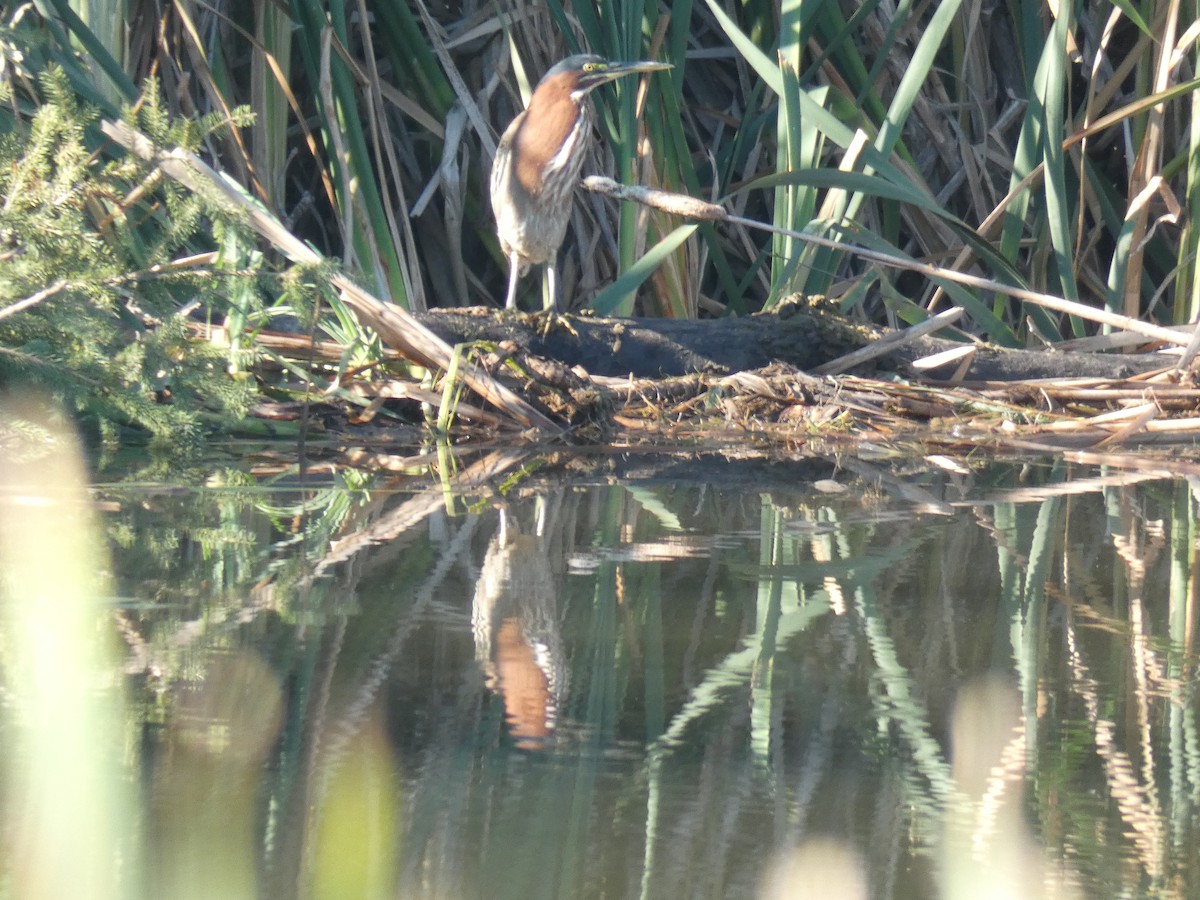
<box><xmin>100</xmin><ymin>119</ymin><xmax>559</xmax><ymax>433</ymax></box>
<box><xmin>583</xmin><ymin>176</ymin><xmax>1195</xmax><ymax>350</ymax></box>
<box><xmin>814</xmin><ymin>307</ymin><xmax>965</xmax><ymax>375</ymax></box>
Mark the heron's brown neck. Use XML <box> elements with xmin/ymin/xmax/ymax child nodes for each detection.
<box><xmin>514</xmin><ymin>72</ymin><xmax>590</xmax><ymax>197</ymax></box>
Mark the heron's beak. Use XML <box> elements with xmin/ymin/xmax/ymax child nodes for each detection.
<box><xmin>581</xmin><ymin>60</ymin><xmax>672</xmax><ymax>91</ymax></box>
<box><xmin>606</xmin><ymin>60</ymin><xmax>673</xmax><ymax>76</ymax></box>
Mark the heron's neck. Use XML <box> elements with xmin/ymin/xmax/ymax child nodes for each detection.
<box><xmin>542</xmin><ymin>102</ymin><xmax>593</xmax><ymax>182</ymax></box>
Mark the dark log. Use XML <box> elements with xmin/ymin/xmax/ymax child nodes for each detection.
<box><xmin>418</xmin><ymin>306</ymin><xmax>1171</xmax><ymax>382</ymax></box>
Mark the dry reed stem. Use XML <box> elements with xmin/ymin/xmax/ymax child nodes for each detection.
<box><xmin>583</xmin><ymin>176</ymin><xmax>1197</xmax><ymax>349</ymax></box>
<box><xmin>100</xmin><ymin>118</ymin><xmax>559</xmax><ymax>433</ymax></box>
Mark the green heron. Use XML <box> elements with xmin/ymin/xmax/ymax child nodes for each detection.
<box><xmin>490</xmin><ymin>54</ymin><xmax>670</xmax><ymax>311</ymax></box>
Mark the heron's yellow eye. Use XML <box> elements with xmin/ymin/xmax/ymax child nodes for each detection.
<box><xmin>582</xmin><ymin>62</ymin><xmax>603</xmax><ymax>73</ymax></box>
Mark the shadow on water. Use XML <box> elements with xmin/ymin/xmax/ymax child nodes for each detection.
<box><xmin>2</xmin><ymin>408</ymin><xmax>1199</xmax><ymax>898</ymax></box>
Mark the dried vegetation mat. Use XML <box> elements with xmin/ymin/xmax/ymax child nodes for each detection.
<box><xmin>254</xmin><ymin>318</ymin><xmax>1200</xmax><ymax>471</ymax></box>
<box><xmin>515</xmin><ymin>356</ymin><xmax>1200</xmax><ymax>463</ymax></box>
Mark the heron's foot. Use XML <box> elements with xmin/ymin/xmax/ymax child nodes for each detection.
<box><xmin>529</xmin><ymin>308</ymin><xmax>577</xmax><ymax>339</ymax></box>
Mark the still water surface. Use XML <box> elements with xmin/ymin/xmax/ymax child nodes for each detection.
<box><xmin>2</xmin><ymin>438</ymin><xmax>1198</xmax><ymax>899</ymax></box>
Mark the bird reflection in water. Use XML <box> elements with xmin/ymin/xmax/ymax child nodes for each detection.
<box><xmin>471</xmin><ymin>502</ymin><xmax>567</xmax><ymax>750</ymax></box>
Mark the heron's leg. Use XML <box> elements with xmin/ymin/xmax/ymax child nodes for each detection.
<box><xmin>544</xmin><ymin>261</ymin><xmax>558</xmax><ymax>313</ymax></box>
<box><xmin>531</xmin><ymin>257</ymin><xmax>575</xmax><ymax>336</ymax></box>
<box><xmin>504</xmin><ymin>252</ymin><xmax>521</xmax><ymax>310</ymax></box>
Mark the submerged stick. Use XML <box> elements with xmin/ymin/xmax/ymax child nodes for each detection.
<box><xmin>101</xmin><ymin>119</ymin><xmax>558</xmax><ymax>433</ymax></box>
<box><xmin>583</xmin><ymin>176</ymin><xmax>1195</xmax><ymax>350</ymax></box>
